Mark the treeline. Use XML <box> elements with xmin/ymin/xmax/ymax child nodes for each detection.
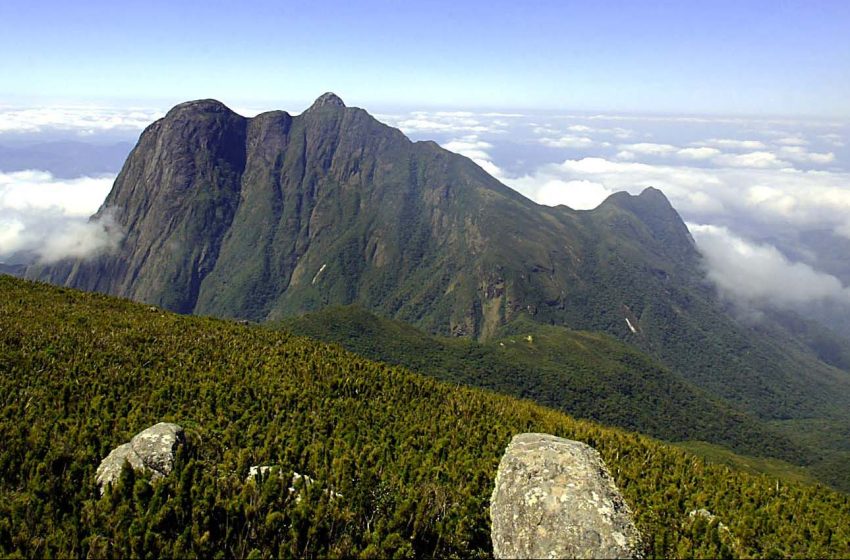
<box><xmin>1</xmin><ymin>276</ymin><xmax>849</xmax><ymax>558</ymax></box>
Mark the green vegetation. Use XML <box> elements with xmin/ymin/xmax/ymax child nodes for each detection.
<box><xmin>2</xmin><ymin>276</ymin><xmax>849</xmax><ymax>559</ymax></box>
<box><xmin>282</xmin><ymin>306</ymin><xmax>799</xmax><ymax>462</ymax></box>
<box><xmin>676</xmin><ymin>441</ymin><xmax>819</xmax><ymax>487</ymax></box>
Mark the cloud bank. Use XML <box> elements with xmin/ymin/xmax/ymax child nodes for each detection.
<box><xmin>0</xmin><ymin>170</ymin><xmax>122</xmax><ymax>263</ymax></box>
<box><xmin>506</xmin><ymin>155</ymin><xmax>850</xmax><ymax>238</ymax></box>
<box><xmin>689</xmin><ymin>224</ymin><xmax>850</xmax><ymax>308</ymax></box>
<box><xmin>380</xmin><ymin>110</ymin><xmax>514</xmax><ymax>136</ymax></box>
<box><xmin>0</xmin><ymin>105</ymin><xmax>163</xmax><ymax>135</ymax></box>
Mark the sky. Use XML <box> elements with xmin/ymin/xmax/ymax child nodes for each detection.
<box><xmin>1</xmin><ymin>0</ymin><xmax>850</xmax><ymax>332</ymax></box>
<box><xmin>2</xmin><ymin>0</ymin><xmax>849</xmax><ymax>116</ymax></box>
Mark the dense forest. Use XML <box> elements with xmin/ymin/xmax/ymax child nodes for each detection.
<box><xmin>1</xmin><ymin>276</ymin><xmax>849</xmax><ymax>558</ymax></box>
<box><xmin>283</xmin><ymin>306</ymin><xmax>801</xmax><ymax>462</ymax></box>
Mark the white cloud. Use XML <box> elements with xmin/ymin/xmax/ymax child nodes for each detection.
<box><xmin>676</xmin><ymin>147</ymin><xmax>722</xmax><ymax>159</ymax></box>
<box><xmin>0</xmin><ymin>106</ymin><xmax>163</xmax><ymax>134</ymax></box>
<box><xmin>618</xmin><ymin>142</ymin><xmax>678</xmax><ymax>156</ymax></box>
<box><xmin>0</xmin><ymin>170</ymin><xmax>113</xmax><ymax>217</ymax></box>
<box><xmin>526</xmin><ymin>179</ymin><xmax>614</xmax><ymax>210</ymax></box>
<box><xmin>616</xmin><ymin>143</ymin><xmax>684</xmax><ymax>160</ymax></box>
<box><xmin>0</xmin><ymin>170</ymin><xmax>121</xmax><ymax>262</ymax></box>
<box><xmin>700</xmin><ymin>138</ymin><xmax>767</xmax><ymax>150</ymax></box>
<box><xmin>38</xmin><ymin>209</ymin><xmax>122</xmax><ymax>263</ymax></box>
<box><xmin>777</xmin><ymin>146</ymin><xmax>835</xmax><ymax>164</ymax></box>
<box><xmin>394</xmin><ymin>116</ymin><xmax>491</xmax><ymax>134</ymax></box>
<box><xmin>231</xmin><ymin>106</ymin><xmax>269</xmax><ymax>118</ymax></box>
<box><xmin>776</xmin><ymin>136</ymin><xmax>809</xmax><ymax>146</ymax></box>
<box><xmin>479</xmin><ymin>112</ymin><xmax>525</xmax><ymax>118</ymax></box>
<box><xmin>382</xmin><ymin>110</ymin><xmax>508</xmax><ymax>135</ymax></box>
<box><xmin>539</xmin><ymin>135</ymin><xmax>597</xmax><ymax>148</ymax></box>
<box><xmin>820</xmin><ymin>133</ymin><xmax>845</xmax><ymax>147</ymax></box>
<box><xmin>712</xmin><ymin>151</ymin><xmax>788</xmax><ymax>168</ymax></box>
<box><xmin>557</xmin><ymin>124</ymin><xmax>633</xmax><ymax>139</ymax></box>
<box><xmin>503</xmin><ymin>154</ymin><xmax>850</xmax><ymax>239</ymax></box>
<box><xmin>689</xmin><ymin>223</ymin><xmax>850</xmax><ymax>307</ymax></box>
<box><xmin>442</xmin><ymin>137</ymin><xmax>493</xmax><ymax>160</ymax></box>
<box><xmin>441</xmin><ymin>135</ymin><xmax>505</xmax><ymax>179</ymax></box>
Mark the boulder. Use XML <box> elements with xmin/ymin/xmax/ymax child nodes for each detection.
<box><xmin>490</xmin><ymin>433</ymin><xmax>642</xmax><ymax>559</ymax></box>
<box><xmin>96</xmin><ymin>422</ymin><xmax>184</xmax><ymax>493</ymax></box>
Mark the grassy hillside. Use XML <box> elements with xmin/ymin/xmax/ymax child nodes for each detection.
<box><xmin>282</xmin><ymin>306</ymin><xmax>800</xmax><ymax>462</ymax></box>
<box><xmin>2</xmin><ymin>276</ymin><xmax>849</xmax><ymax>558</ymax></box>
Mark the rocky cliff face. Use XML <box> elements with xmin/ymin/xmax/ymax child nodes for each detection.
<box><xmin>490</xmin><ymin>433</ymin><xmax>642</xmax><ymax>559</ymax></box>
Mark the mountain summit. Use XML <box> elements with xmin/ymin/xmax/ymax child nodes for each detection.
<box><xmin>28</xmin><ymin>96</ymin><xmax>850</xmax><ymax>433</ymax></box>
<box><xmin>307</xmin><ymin>92</ymin><xmax>346</xmax><ymax>110</ymax></box>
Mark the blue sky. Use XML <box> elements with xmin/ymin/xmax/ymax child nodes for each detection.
<box><xmin>3</xmin><ymin>0</ymin><xmax>849</xmax><ymax>116</ymax></box>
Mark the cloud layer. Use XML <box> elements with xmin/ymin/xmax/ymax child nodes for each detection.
<box><xmin>689</xmin><ymin>224</ymin><xmax>850</xmax><ymax>308</ymax></box>
<box><xmin>506</xmin><ymin>155</ymin><xmax>850</xmax><ymax>236</ymax></box>
<box><xmin>0</xmin><ymin>105</ymin><xmax>163</xmax><ymax>135</ymax></box>
<box><xmin>0</xmin><ymin>170</ymin><xmax>121</xmax><ymax>263</ymax></box>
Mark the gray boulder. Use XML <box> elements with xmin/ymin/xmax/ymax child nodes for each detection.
<box><xmin>96</xmin><ymin>422</ymin><xmax>184</xmax><ymax>493</ymax></box>
<box><xmin>490</xmin><ymin>433</ymin><xmax>642</xmax><ymax>559</ymax></box>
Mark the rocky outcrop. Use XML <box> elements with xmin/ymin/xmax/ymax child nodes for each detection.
<box><xmin>490</xmin><ymin>433</ymin><xmax>642</xmax><ymax>559</ymax></box>
<box><xmin>96</xmin><ymin>422</ymin><xmax>184</xmax><ymax>493</ymax></box>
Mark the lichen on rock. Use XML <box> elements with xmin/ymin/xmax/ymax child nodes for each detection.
<box><xmin>490</xmin><ymin>433</ymin><xmax>642</xmax><ymax>559</ymax></box>
<box><xmin>96</xmin><ymin>422</ymin><xmax>184</xmax><ymax>494</ymax></box>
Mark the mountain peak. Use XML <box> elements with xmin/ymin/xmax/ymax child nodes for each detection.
<box><xmin>601</xmin><ymin>187</ymin><xmax>674</xmax><ymax>213</ymax></box>
<box><xmin>307</xmin><ymin>92</ymin><xmax>346</xmax><ymax>111</ymax></box>
<box><xmin>599</xmin><ymin>187</ymin><xmax>696</xmax><ymax>254</ymax></box>
<box><xmin>166</xmin><ymin>99</ymin><xmax>235</xmax><ymax>117</ymax></box>
<box><xmin>637</xmin><ymin>186</ymin><xmax>667</xmax><ymax>201</ymax></box>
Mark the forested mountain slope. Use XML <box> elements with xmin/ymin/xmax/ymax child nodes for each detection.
<box><xmin>2</xmin><ymin>276</ymin><xmax>850</xmax><ymax>558</ymax></box>
<box><xmin>282</xmin><ymin>306</ymin><xmax>799</xmax><ymax>461</ymax></box>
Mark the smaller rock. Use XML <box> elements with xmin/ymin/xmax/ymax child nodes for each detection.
<box><xmin>247</xmin><ymin>465</ymin><xmax>276</xmax><ymax>480</ymax></box>
<box><xmin>247</xmin><ymin>466</ymin><xmax>342</xmax><ymax>499</ymax></box>
<box><xmin>689</xmin><ymin>508</ymin><xmax>715</xmax><ymax>521</ymax></box>
<box><xmin>96</xmin><ymin>422</ymin><xmax>184</xmax><ymax>494</ymax></box>
<box><xmin>688</xmin><ymin>508</ymin><xmax>729</xmax><ymax>532</ymax></box>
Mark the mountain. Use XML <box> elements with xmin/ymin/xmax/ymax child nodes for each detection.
<box><xmin>3</xmin><ymin>275</ymin><xmax>850</xmax><ymax>558</ymax></box>
<box><xmin>28</xmin><ymin>94</ymin><xmax>850</xmax><ymax>481</ymax></box>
